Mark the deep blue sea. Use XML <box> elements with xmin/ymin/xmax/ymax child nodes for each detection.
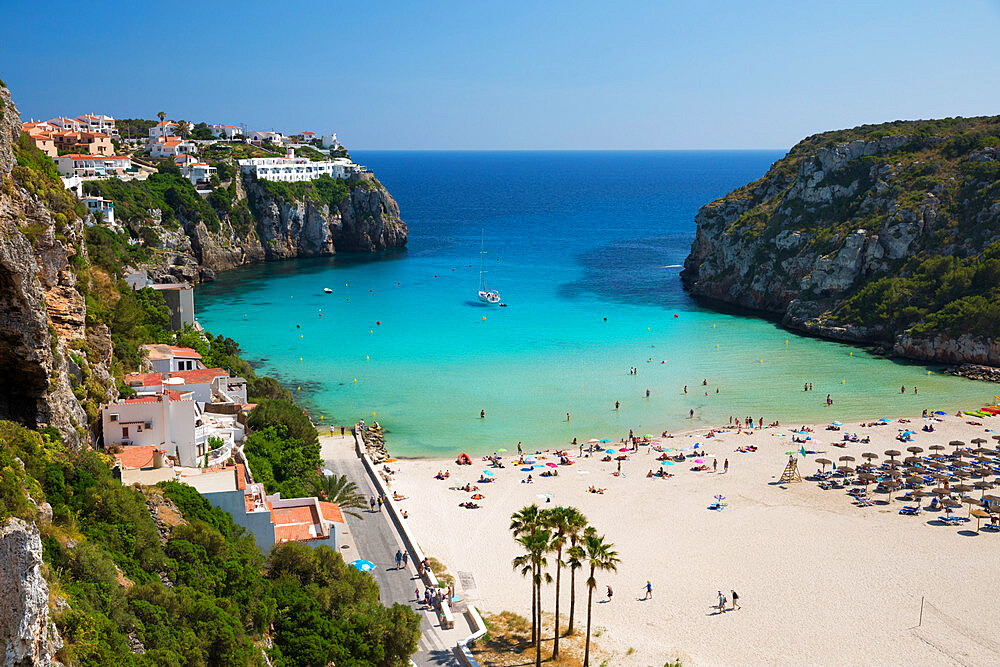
<box><xmin>195</xmin><ymin>151</ymin><xmax>992</xmax><ymax>457</ymax></box>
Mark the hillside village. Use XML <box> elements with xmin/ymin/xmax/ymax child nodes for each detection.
<box><xmin>16</xmin><ymin>111</ymin><xmax>369</xmax><ymax>554</ymax></box>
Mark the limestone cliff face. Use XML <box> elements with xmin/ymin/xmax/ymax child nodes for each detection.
<box><xmin>682</xmin><ymin>117</ymin><xmax>1000</xmax><ymax>365</ymax></box>
<box><xmin>0</xmin><ymin>518</ymin><xmax>63</xmax><ymax>666</ymax></box>
<box><xmin>0</xmin><ymin>84</ymin><xmax>97</xmax><ymax>445</ymax></box>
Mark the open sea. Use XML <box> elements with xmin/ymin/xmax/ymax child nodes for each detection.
<box><xmin>195</xmin><ymin>151</ymin><xmax>993</xmax><ymax>457</ymax></box>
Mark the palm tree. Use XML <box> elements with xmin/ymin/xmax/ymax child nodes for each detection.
<box><xmin>564</xmin><ymin>510</ymin><xmax>590</xmax><ymax>635</ymax></box>
<box><xmin>545</xmin><ymin>506</ymin><xmax>584</xmax><ymax>657</ymax></box>
<box><xmin>510</xmin><ymin>505</ymin><xmax>542</xmax><ymax>642</ymax></box>
<box><xmin>310</xmin><ymin>473</ymin><xmax>367</xmax><ymax>519</ymax></box>
<box><xmin>582</xmin><ymin>533</ymin><xmax>620</xmax><ymax>667</ymax></box>
<box><xmin>512</xmin><ymin>529</ymin><xmax>550</xmax><ymax>667</ymax></box>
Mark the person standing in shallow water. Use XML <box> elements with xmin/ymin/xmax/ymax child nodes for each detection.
<box><xmin>615</xmin><ymin>400</ymin><xmax>620</xmax><ymax>410</ymax></box>
<box><xmin>480</xmin><ymin>409</ymin><xmax>485</xmax><ymax>418</ymax></box>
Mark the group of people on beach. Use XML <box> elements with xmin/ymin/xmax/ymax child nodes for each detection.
<box><xmin>717</xmin><ymin>590</ymin><xmax>741</xmax><ymax>613</ymax></box>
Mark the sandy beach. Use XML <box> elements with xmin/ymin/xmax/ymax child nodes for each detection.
<box><xmin>385</xmin><ymin>410</ymin><xmax>1000</xmax><ymax>665</ymax></box>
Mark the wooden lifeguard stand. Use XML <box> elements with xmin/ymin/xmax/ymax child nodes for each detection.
<box><xmin>779</xmin><ymin>457</ymin><xmax>803</xmax><ymax>483</ymax></box>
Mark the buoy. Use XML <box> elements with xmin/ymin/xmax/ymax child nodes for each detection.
<box><xmin>435</xmin><ymin>274</ymin><xmax>438</xmax><ymax>277</ymax></box>
<box><xmin>297</xmin><ymin>386</ymin><xmax>300</xmax><ymax>391</ymax></box>
<box><xmin>366</xmin><ymin>355</ymin><xmax>370</xmax><ymax>360</ymax></box>
<box><xmin>713</xmin><ymin>324</ymin><xmax>716</xmax><ymax>328</ymax></box>
<box><xmin>397</xmin><ymin>282</ymin><xmax>400</xmax><ymax>285</ymax></box>
<box><xmin>849</xmin><ymin>352</ymin><xmax>853</xmax><ymax>356</ymax></box>
<box><xmin>759</xmin><ymin>360</ymin><xmax>763</xmax><ymax>363</ymax></box>
<box><xmin>716</xmin><ymin>345</ymin><xmax>719</xmax><ymax>348</ymax></box>
<box><xmin>603</xmin><ymin>317</ymin><xmax>607</xmax><ymax>321</ymax></box>
<box><xmin>372</xmin><ymin>412</ymin><xmax>375</xmax><ymax>417</ymax></box>
<box><xmin>353</xmin><ymin>378</ymin><xmax>357</xmax><ymax>383</ymax></box>
<box><xmin>370</xmin><ymin>329</ymin><xmax>373</xmax><ymax>334</ymax></box>
<box><xmin>927</xmin><ymin>370</ymin><xmax>931</xmax><ymax>374</ymax></box>
<box><xmin>673</xmin><ymin>314</ymin><xmax>678</xmax><ymax>318</ymax></box>
<box><xmin>296</xmin><ymin>324</ymin><xmax>300</xmax><ymax>328</ymax></box>
<box><xmin>320</xmin><ymin>416</ymin><xmax>323</xmax><ymax>421</ymax></box>
<box><xmin>482</xmin><ymin>316</ymin><xmax>486</xmax><ymax>321</ymax></box>
<box><xmin>299</xmin><ymin>357</ymin><xmax>303</xmax><ymax>362</ymax></box>
<box><xmin>376</xmin><ymin>321</ymin><xmax>380</xmax><ymax>325</ymax></box>
<box><xmin>842</xmin><ymin>380</ymin><xmax>846</xmax><ymax>383</ymax></box>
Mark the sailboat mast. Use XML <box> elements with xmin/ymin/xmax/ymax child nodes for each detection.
<box><xmin>479</xmin><ymin>230</ymin><xmax>487</xmax><ymax>292</ymax></box>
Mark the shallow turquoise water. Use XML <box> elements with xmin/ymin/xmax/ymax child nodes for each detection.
<box><xmin>195</xmin><ymin>152</ymin><xmax>993</xmax><ymax>457</ymax></box>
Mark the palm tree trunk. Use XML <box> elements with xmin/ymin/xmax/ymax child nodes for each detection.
<box><xmin>531</xmin><ymin>562</ymin><xmax>537</xmax><ymax>643</ymax></box>
<box><xmin>568</xmin><ymin>568</ymin><xmax>577</xmax><ymax>633</ymax></box>
<box><xmin>535</xmin><ymin>575</ymin><xmax>543</xmax><ymax>667</ymax></box>
<box><xmin>583</xmin><ymin>579</ymin><xmax>595</xmax><ymax>667</ymax></box>
<box><xmin>553</xmin><ymin>548</ymin><xmax>562</xmax><ymax>657</ymax></box>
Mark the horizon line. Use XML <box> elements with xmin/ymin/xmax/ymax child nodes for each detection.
<box><xmin>349</xmin><ymin>147</ymin><xmax>789</xmax><ymax>152</ymax></box>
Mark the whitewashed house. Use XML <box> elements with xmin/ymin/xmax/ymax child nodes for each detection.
<box><xmin>149</xmin><ymin>138</ymin><xmax>197</xmax><ymax>158</ymax></box>
<box><xmin>142</xmin><ymin>344</ymin><xmax>204</xmax><ymax>372</ymax></box>
<box><xmin>149</xmin><ymin>121</ymin><xmax>180</xmax><ymax>139</ymax></box>
<box><xmin>81</xmin><ymin>196</ymin><xmax>115</xmax><ymax>225</ymax></box>
<box><xmin>56</xmin><ymin>154</ymin><xmax>132</xmax><ymax>178</ymax></box>
<box><xmin>238</xmin><ymin>151</ymin><xmax>360</xmax><ymax>183</ymax></box>
<box><xmin>74</xmin><ymin>114</ymin><xmax>119</xmax><ymax>137</ymax></box>
<box><xmin>211</xmin><ymin>124</ymin><xmax>241</xmax><ymax>139</ymax></box>
<box><xmin>321</xmin><ymin>133</ymin><xmax>340</xmax><ymax>149</ymax></box>
<box><xmin>249</xmin><ymin>130</ymin><xmax>283</xmax><ymax>145</ymax></box>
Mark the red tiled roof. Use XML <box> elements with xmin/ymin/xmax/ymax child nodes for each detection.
<box><xmin>235</xmin><ymin>464</ymin><xmax>246</xmax><ymax>490</ymax></box>
<box><xmin>167</xmin><ymin>367</ymin><xmax>228</xmax><ymax>384</ymax></box>
<box><xmin>114</xmin><ymin>445</ymin><xmax>159</xmax><ymax>469</ymax></box>
<box><xmin>318</xmin><ymin>501</ymin><xmax>345</xmax><ymax>523</ymax></box>
<box><xmin>167</xmin><ymin>346</ymin><xmax>201</xmax><ymax>358</ymax></box>
<box><xmin>125</xmin><ymin>372</ymin><xmax>163</xmax><ymax>386</ymax></box>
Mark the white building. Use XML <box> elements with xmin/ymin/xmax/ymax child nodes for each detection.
<box><xmin>248</xmin><ymin>130</ymin><xmax>283</xmax><ymax>144</ymax></box>
<box><xmin>55</xmin><ymin>154</ymin><xmax>132</xmax><ymax>178</ymax></box>
<box><xmin>142</xmin><ymin>344</ymin><xmax>204</xmax><ymax>373</ymax></box>
<box><xmin>238</xmin><ymin>151</ymin><xmax>360</xmax><ymax>183</ymax></box>
<box><xmin>75</xmin><ymin>114</ymin><xmax>119</xmax><ymax>137</ymax></box>
<box><xmin>101</xmin><ymin>392</ymin><xmax>245</xmax><ymax>467</ymax></box>
<box><xmin>321</xmin><ymin>133</ymin><xmax>340</xmax><ymax>149</ymax></box>
<box><xmin>149</xmin><ymin>121</ymin><xmax>180</xmax><ymax>138</ymax></box>
<box><xmin>47</xmin><ymin>116</ymin><xmax>83</xmax><ymax>132</ymax></box>
<box><xmin>81</xmin><ymin>196</ymin><xmax>115</xmax><ymax>225</ymax></box>
<box><xmin>149</xmin><ymin>138</ymin><xmax>197</xmax><ymax>158</ymax></box>
<box><xmin>211</xmin><ymin>124</ymin><xmax>241</xmax><ymax>139</ymax></box>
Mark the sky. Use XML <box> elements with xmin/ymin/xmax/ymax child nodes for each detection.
<box><xmin>2</xmin><ymin>0</ymin><xmax>999</xmax><ymax>150</ymax></box>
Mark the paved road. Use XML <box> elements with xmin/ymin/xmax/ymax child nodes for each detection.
<box><xmin>322</xmin><ymin>436</ymin><xmax>462</xmax><ymax>666</ymax></box>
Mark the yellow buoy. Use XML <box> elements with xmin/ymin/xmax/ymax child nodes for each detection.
<box><xmin>353</xmin><ymin>378</ymin><xmax>357</xmax><ymax>383</ymax></box>
<box><xmin>372</xmin><ymin>412</ymin><xmax>375</xmax><ymax>417</ymax></box>
<box><xmin>842</xmin><ymin>380</ymin><xmax>846</xmax><ymax>383</ymax></box>
<box><xmin>320</xmin><ymin>416</ymin><xmax>323</xmax><ymax>421</ymax></box>
<box><xmin>299</xmin><ymin>357</ymin><xmax>303</xmax><ymax>362</ymax></box>
<box><xmin>297</xmin><ymin>386</ymin><xmax>300</xmax><ymax>391</ymax></box>
<box><xmin>366</xmin><ymin>355</ymin><xmax>370</xmax><ymax>360</ymax></box>
<box><xmin>849</xmin><ymin>352</ymin><xmax>853</xmax><ymax>356</ymax></box>
<box><xmin>759</xmin><ymin>360</ymin><xmax>763</xmax><ymax>363</ymax></box>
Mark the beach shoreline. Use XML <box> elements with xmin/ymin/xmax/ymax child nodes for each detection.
<box><xmin>374</xmin><ymin>408</ymin><xmax>1000</xmax><ymax>665</ymax></box>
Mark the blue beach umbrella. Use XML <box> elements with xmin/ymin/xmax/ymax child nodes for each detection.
<box><xmin>600</xmin><ymin>439</ymin><xmax>611</xmax><ymax>443</ymax></box>
<box><xmin>832</xmin><ymin>421</ymin><xmax>843</xmax><ymax>426</ymax></box>
<box><xmin>350</xmin><ymin>560</ymin><xmax>376</xmax><ymax>572</ymax></box>
<box><xmin>482</xmin><ymin>470</ymin><xmax>494</xmax><ymax>476</ymax></box>
<box><xmin>605</xmin><ymin>448</ymin><xmax>615</xmax><ymax>454</ymax></box>
<box><xmin>879</xmin><ymin>418</ymin><xmax>891</xmax><ymax>423</ymax></box>
<box><xmin>934</xmin><ymin>411</ymin><xmax>947</xmax><ymax>415</ymax></box>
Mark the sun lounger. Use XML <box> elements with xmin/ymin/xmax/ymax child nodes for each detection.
<box><xmin>899</xmin><ymin>505</ymin><xmax>921</xmax><ymax>515</ymax></box>
<box><xmin>856</xmin><ymin>498</ymin><xmax>874</xmax><ymax>507</ymax></box>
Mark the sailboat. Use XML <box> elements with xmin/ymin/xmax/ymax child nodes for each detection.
<box><xmin>477</xmin><ymin>231</ymin><xmax>502</xmax><ymax>305</ymax></box>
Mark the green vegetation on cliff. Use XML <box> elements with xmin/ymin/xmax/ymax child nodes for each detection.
<box><xmin>684</xmin><ymin>115</ymin><xmax>1000</xmax><ymax>352</ymax></box>
<box><xmin>0</xmin><ymin>422</ymin><xmax>420</xmax><ymax>666</ymax></box>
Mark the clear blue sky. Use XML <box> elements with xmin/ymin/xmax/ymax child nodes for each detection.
<box><xmin>3</xmin><ymin>0</ymin><xmax>999</xmax><ymax>150</ymax></box>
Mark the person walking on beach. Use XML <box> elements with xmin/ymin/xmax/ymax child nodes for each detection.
<box><xmin>517</xmin><ymin>441</ymin><xmax>522</xmax><ymax>454</ymax></box>
<box><xmin>718</xmin><ymin>591</ymin><xmax>727</xmax><ymax>613</ymax></box>
<box><xmin>377</xmin><ymin>496</ymin><xmax>383</xmax><ymax>512</ymax></box>
<box><xmin>724</xmin><ymin>458</ymin><xmax>729</xmax><ymax>473</ymax></box>
<box><xmin>713</xmin><ymin>458</ymin><xmax>717</xmax><ymax>472</ymax></box>
<box><xmin>370</xmin><ymin>497</ymin><xmax>376</xmax><ymax>512</ymax></box>
<box><xmin>395</xmin><ymin>550</ymin><xmax>402</xmax><ymax>569</ymax></box>
<box><xmin>644</xmin><ymin>581</ymin><xmax>653</xmax><ymax>600</ymax></box>
<box><xmin>731</xmin><ymin>590</ymin><xmax>740</xmax><ymax>610</ymax></box>
<box><xmin>617</xmin><ymin>459</ymin><xmax>622</xmax><ymax>474</ymax></box>
<box><xmin>606</xmin><ymin>585</ymin><xmax>613</xmax><ymax>602</ymax></box>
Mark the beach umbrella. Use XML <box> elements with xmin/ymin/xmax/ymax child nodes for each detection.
<box><xmin>587</xmin><ymin>439</ymin><xmax>600</xmax><ymax>444</ymax></box>
<box><xmin>546</xmin><ymin>462</ymin><xmax>558</xmax><ymax>468</ymax></box>
<box><xmin>600</xmin><ymin>439</ymin><xmax>611</xmax><ymax>443</ymax></box>
<box><xmin>862</xmin><ymin>452</ymin><xmax>879</xmax><ymax>462</ymax></box>
<box><xmin>695</xmin><ymin>458</ymin><xmax>705</xmax><ymax>464</ymax></box>
<box><xmin>386</xmin><ymin>458</ymin><xmax>398</xmax><ymax>463</ymax></box>
<box><xmin>931</xmin><ymin>487</ymin><xmax>952</xmax><ymax>497</ymax></box>
<box><xmin>832</xmin><ymin>421</ymin><xmax>843</xmax><ymax>426</ymax></box>
<box><xmin>496</xmin><ymin>448</ymin><xmax>508</xmax><ymax>453</ymax></box>
<box><xmin>993</xmin><ymin>435</ymin><xmax>1000</xmax><ymax>442</ymax></box>
<box><xmin>815</xmin><ymin>458</ymin><xmax>832</xmax><ymax>469</ymax></box>
<box><xmin>350</xmin><ymin>560</ymin><xmax>376</xmax><ymax>572</ymax></box>
<box><xmin>605</xmin><ymin>449</ymin><xmax>615</xmax><ymax>455</ymax></box>
<box><xmin>471</xmin><ymin>493</ymin><xmax>484</xmax><ymax>500</ymax></box>
<box><xmin>929</xmin><ymin>444</ymin><xmax>945</xmax><ymax>454</ymax></box>
<box><xmin>619</xmin><ymin>447</ymin><xmax>629</xmax><ymax>452</ymax></box>
<box><xmin>971</xmin><ymin>508</ymin><xmax>991</xmax><ymax>532</ymax></box>
<box><xmin>962</xmin><ymin>496</ymin><xmax>981</xmax><ymax>516</ymax></box>
<box><xmin>482</xmin><ymin>470</ymin><xmax>494</xmax><ymax>476</ymax></box>
<box><xmin>839</xmin><ymin>455</ymin><xmax>855</xmax><ymax>463</ymax></box>
<box><xmin>934</xmin><ymin>410</ymin><xmax>947</xmax><ymax>415</ymax></box>
<box><xmin>950</xmin><ymin>440</ymin><xmax>965</xmax><ymax>449</ymax></box>
<box><xmin>643</xmin><ymin>434</ymin><xmax>653</xmax><ymax>439</ymax></box>
<box><xmin>884</xmin><ymin>449</ymin><xmax>901</xmax><ymax>460</ymax></box>
<box><xmin>904</xmin><ymin>456</ymin><xmax>922</xmax><ymax>465</ymax></box>
<box><xmin>883</xmin><ymin>480</ymin><xmax>901</xmax><ymax>501</ymax></box>
<box><xmin>906</xmin><ymin>446</ymin><xmax>924</xmax><ymax>457</ymax></box>
<box><xmin>906</xmin><ymin>475</ymin><xmax>925</xmax><ymax>486</ymax></box>
<box><xmin>879</xmin><ymin>418</ymin><xmax>890</xmax><ymax>423</ymax></box>
<box><xmin>974</xmin><ymin>481</ymin><xmax>994</xmax><ymax>496</ymax></box>
<box><xmin>838</xmin><ymin>466</ymin><xmax>855</xmax><ymax>475</ymax></box>
<box><xmin>953</xmin><ymin>483</ymin><xmax>974</xmax><ymax>495</ymax></box>
<box><xmin>972</xmin><ymin>438</ymin><xmax>987</xmax><ymax>445</ymax></box>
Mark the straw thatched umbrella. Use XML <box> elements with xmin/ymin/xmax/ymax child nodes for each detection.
<box><xmin>838</xmin><ymin>466</ymin><xmax>856</xmax><ymax>475</ymax></box>
<box><xmin>970</xmin><ymin>508</ymin><xmax>991</xmax><ymax>532</ymax></box>
<box><xmin>839</xmin><ymin>455</ymin><xmax>855</xmax><ymax>464</ymax></box>
<box><xmin>858</xmin><ymin>472</ymin><xmax>876</xmax><ymax>490</ymax></box>
<box><xmin>974</xmin><ymin>481</ymin><xmax>994</xmax><ymax>497</ymax></box>
<box><xmin>884</xmin><ymin>449</ymin><xmax>901</xmax><ymax>461</ymax></box>
<box><xmin>906</xmin><ymin>446</ymin><xmax>924</xmax><ymax>458</ymax></box>
<box><xmin>962</xmin><ymin>496</ymin><xmax>981</xmax><ymax>517</ymax></box>
<box><xmin>906</xmin><ymin>475</ymin><xmax>925</xmax><ymax>486</ymax></box>
<box><xmin>950</xmin><ymin>440</ymin><xmax>966</xmax><ymax>451</ymax></box>
<box><xmin>972</xmin><ymin>438</ymin><xmax>987</xmax><ymax>446</ymax></box>
<box><xmin>929</xmin><ymin>444</ymin><xmax>946</xmax><ymax>455</ymax></box>
<box><xmin>862</xmin><ymin>452</ymin><xmax>879</xmax><ymax>462</ymax></box>
<box><xmin>815</xmin><ymin>457</ymin><xmax>832</xmax><ymax>469</ymax></box>
<box><xmin>941</xmin><ymin>498</ymin><xmax>961</xmax><ymax>519</ymax></box>
<box><xmin>992</xmin><ymin>435</ymin><xmax>1000</xmax><ymax>442</ymax></box>
<box><xmin>931</xmin><ymin>487</ymin><xmax>952</xmax><ymax>497</ymax></box>
<box><xmin>904</xmin><ymin>456</ymin><xmax>922</xmax><ymax>465</ymax></box>
<box><xmin>883</xmin><ymin>479</ymin><xmax>901</xmax><ymax>502</ymax></box>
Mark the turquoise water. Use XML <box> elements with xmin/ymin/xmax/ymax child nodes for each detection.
<box><xmin>196</xmin><ymin>151</ymin><xmax>992</xmax><ymax>457</ymax></box>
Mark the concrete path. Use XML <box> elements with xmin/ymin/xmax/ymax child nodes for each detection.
<box><xmin>320</xmin><ymin>435</ymin><xmax>465</xmax><ymax>666</ymax></box>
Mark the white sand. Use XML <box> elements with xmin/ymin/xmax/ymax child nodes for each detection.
<box><xmin>387</xmin><ymin>412</ymin><xmax>1000</xmax><ymax>665</ymax></box>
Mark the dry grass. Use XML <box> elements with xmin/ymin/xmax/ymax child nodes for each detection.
<box><xmin>471</xmin><ymin>611</ymin><xmax>601</xmax><ymax>667</ymax></box>
<box><xmin>426</xmin><ymin>556</ymin><xmax>454</xmax><ymax>586</ymax></box>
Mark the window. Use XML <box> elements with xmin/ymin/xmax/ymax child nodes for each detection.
<box><xmin>110</xmin><ymin>413</ymin><xmax>119</xmax><ymax>422</ymax></box>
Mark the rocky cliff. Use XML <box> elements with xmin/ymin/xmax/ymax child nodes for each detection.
<box><xmin>115</xmin><ymin>164</ymin><xmax>407</xmax><ymax>285</ymax></box>
<box><xmin>682</xmin><ymin>116</ymin><xmax>1000</xmax><ymax>365</ymax></box>
<box><xmin>0</xmin><ymin>83</ymin><xmax>107</xmax><ymax>445</ymax></box>
<box><xmin>0</xmin><ymin>518</ymin><xmax>63</xmax><ymax>666</ymax></box>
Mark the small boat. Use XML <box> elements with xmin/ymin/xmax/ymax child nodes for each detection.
<box><xmin>477</xmin><ymin>231</ymin><xmax>502</xmax><ymax>305</ymax></box>
<box><xmin>323</xmin><ymin>287</ymin><xmax>333</xmax><ymax>294</ymax></box>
